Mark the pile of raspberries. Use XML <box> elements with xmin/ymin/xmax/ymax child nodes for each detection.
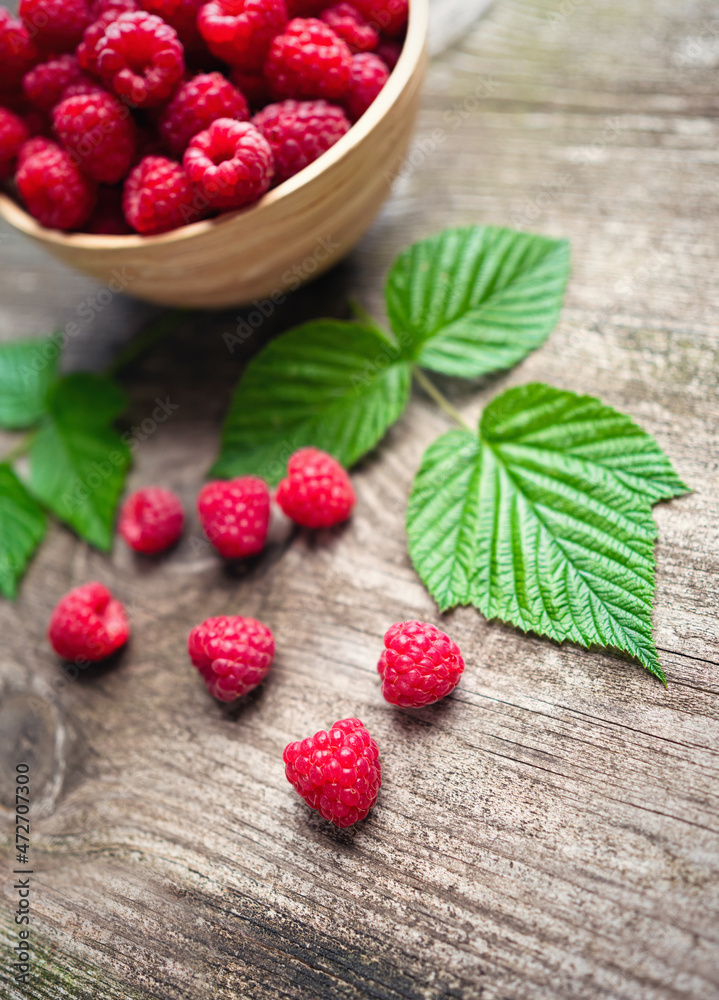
<box><xmin>46</xmin><ymin>446</ymin><xmax>466</xmax><ymax>828</ymax></box>
<box><xmin>0</xmin><ymin>0</ymin><xmax>406</xmax><ymax>233</ymax></box>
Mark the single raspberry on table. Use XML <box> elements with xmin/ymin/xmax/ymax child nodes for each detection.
<box><xmin>22</xmin><ymin>55</ymin><xmax>83</xmax><ymax>112</ymax></box>
<box><xmin>96</xmin><ymin>11</ymin><xmax>185</xmax><ymax>108</ymax></box>
<box><xmin>84</xmin><ymin>184</ymin><xmax>133</xmax><ymax>233</ymax></box>
<box><xmin>264</xmin><ymin>18</ymin><xmax>352</xmax><ymax>100</ymax></box>
<box><xmin>377</xmin><ymin>621</ymin><xmax>465</xmax><ymax>708</ymax></box>
<box><xmin>48</xmin><ymin>581</ymin><xmax>130</xmax><ymax>662</ymax></box>
<box><xmin>197</xmin><ymin>0</ymin><xmax>288</xmax><ymax>72</ymax></box>
<box><xmin>0</xmin><ymin>9</ymin><xmax>39</xmax><ymax>91</ymax></box>
<box><xmin>19</xmin><ymin>0</ymin><xmax>93</xmax><ymax>52</ymax></box>
<box><xmin>196</xmin><ymin>475</ymin><xmax>270</xmax><ymax>558</ymax></box>
<box><xmin>53</xmin><ymin>91</ymin><xmax>137</xmax><ymax>183</ymax></box>
<box><xmin>188</xmin><ymin>615</ymin><xmax>275</xmax><ymax>701</ymax></box>
<box><xmin>343</xmin><ymin>51</ymin><xmax>388</xmax><ymax>120</ymax></box>
<box><xmin>17</xmin><ymin>141</ymin><xmax>97</xmax><ymax>229</ymax></box>
<box><xmin>320</xmin><ymin>3</ymin><xmax>378</xmax><ymax>53</ymax></box>
<box><xmin>183</xmin><ymin>117</ymin><xmax>273</xmax><ymax>210</ymax></box>
<box><xmin>275</xmin><ymin>447</ymin><xmax>355</xmax><ymax>529</ymax></box>
<box><xmin>159</xmin><ymin>72</ymin><xmax>250</xmax><ymax>155</ymax></box>
<box><xmin>119</xmin><ymin>486</ymin><xmax>184</xmax><ymax>553</ymax></box>
<box><xmin>141</xmin><ymin>0</ymin><xmax>205</xmax><ymax>49</ymax></box>
<box><xmin>353</xmin><ymin>0</ymin><xmax>406</xmax><ymax>38</ymax></box>
<box><xmin>283</xmin><ymin>718</ymin><xmax>381</xmax><ymax>827</ymax></box>
<box><xmin>252</xmin><ymin>98</ymin><xmax>349</xmax><ymax>183</ymax></box>
<box><xmin>0</xmin><ymin>107</ymin><xmax>30</xmax><ymax>178</ymax></box>
<box><xmin>123</xmin><ymin>155</ymin><xmax>198</xmax><ymax>233</ymax></box>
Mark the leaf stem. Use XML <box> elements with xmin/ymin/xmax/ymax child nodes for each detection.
<box><xmin>412</xmin><ymin>366</ymin><xmax>472</xmax><ymax>430</ymax></box>
<box><xmin>1</xmin><ymin>430</ymin><xmax>35</xmax><ymax>466</ymax></box>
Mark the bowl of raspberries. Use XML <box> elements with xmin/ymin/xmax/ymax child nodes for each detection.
<box><xmin>0</xmin><ymin>0</ymin><xmax>427</xmax><ymax>306</ymax></box>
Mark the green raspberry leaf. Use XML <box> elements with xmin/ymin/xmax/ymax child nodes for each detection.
<box><xmin>0</xmin><ymin>336</ymin><xmax>59</xmax><ymax>428</ymax></box>
<box><xmin>386</xmin><ymin>226</ymin><xmax>571</xmax><ymax>378</ymax></box>
<box><xmin>28</xmin><ymin>374</ymin><xmax>131</xmax><ymax>551</ymax></box>
<box><xmin>0</xmin><ymin>464</ymin><xmax>47</xmax><ymax>599</ymax></box>
<box><xmin>212</xmin><ymin>321</ymin><xmax>411</xmax><ymax>483</ymax></box>
<box><xmin>407</xmin><ymin>383</ymin><xmax>688</xmax><ymax>682</ymax></box>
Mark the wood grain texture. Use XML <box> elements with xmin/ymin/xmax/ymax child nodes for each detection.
<box><xmin>1</xmin><ymin>1</ymin><xmax>718</xmax><ymax>998</ymax></box>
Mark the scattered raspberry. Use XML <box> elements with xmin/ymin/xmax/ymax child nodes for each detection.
<box><xmin>183</xmin><ymin>117</ymin><xmax>273</xmax><ymax>209</ymax></box>
<box><xmin>283</xmin><ymin>718</ymin><xmax>381</xmax><ymax>827</ymax></box>
<box><xmin>196</xmin><ymin>475</ymin><xmax>270</xmax><ymax>558</ymax></box>
<box><xmin>17</xmin><ymin>134</ymin><xmax>55</xmax><ymax>166</ymax></box>
<box><xmin>197</xmin><ymin>0</ymin><xmax>288</xmax><ymax>72</ymax></box>
<box><xmin>377</xmin><ymin>621</ymin><xmax>465</xmax><ymax>708</ymax></box>
<box><xmin>0</xmin><ymin>107</ymin><xmax>30</xmax><ymax>178</ymax></box>
<box><xmin>375</xmin><ymin>35</ymin><xmax>400</xmax><ymax>70</ymax></box>
<box><xmin>48</xmin><ymin>581</ymin><xmax>130</xmax><ymax>662</ymax></box>
<box><xmin>254</xmin><ymin>98</ymin><xmax>348</xmax><ymax>184</ymax></box>
<box><xmin>320</xmin><ymin>3</ymin><xmax>378</xmax><ymax>53</ymax></box>
<box><xmin>264</xmin><ymin>18</ymin><xmax>352</xmax><ymax>100</ymax></box>
<box><xmin>0</xmin><ymin>9</ymin><xmax>39</xmax><ymax>90</ymax></box>
<box><xmin>275</xmin><ymin>447</ymin><xmax>355</xmax><ymax>528</ymax></box>
<box><xmin>159</xmin><ymin>71</ymin><xmax>249</xmax><ymax>155</ymax></box>
<box><xmin>53</xmin><ymin>91</ymin><xmax>137</xmax><ymax>183</ymax></box>
<box><xmin>188</xmin><ymin>615</ymin><xmax>275</xmax><ymax>701</ymax></box>
<box><xmin>343</xmin><ymin>51</ymin><xmax>388</xmax><ymax>120</ymax></box>
<box><xmin>229</xmin><ymin>67</ymin><xmax>269</xmax><ymax>108</ymax></box>
<box><xmin>119</xmin><ymin>486</ymin><xmax>184</xmax><ymax>552</ymax></box>
<box><xmin>17</xmin><ymin>141</ymin><xmax>97</xmax><ymax>229</ymax></box>
<box><xmin>96</xmin><ymin>11</ymin><xmax>185</xmax><ymax>108</ymax></box>
<box><xmin>141</xmin><ymin>0</ymin><xmax>204</xmax><ymax>50</ymax></box>
<box><xmin>19</xmin><ymin>0</ymin><xmax>92</xmax><ymax>53</ymax></box>
<box><xmin>123</xmin><ymin>154</ymin><xmax>198</xmax><ymax>233</ymax></box>
<box><xmin>22</xmin><ymin>55</ymin><xmax>82</xmax><ymax>113</ymax></box>
<box><xmin>353</xmin><ymin>0</ymin><xmax>406</xmax><ymax>38</ymax></box>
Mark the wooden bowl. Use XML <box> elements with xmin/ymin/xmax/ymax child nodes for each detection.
<box><xmin>0</xmin><ymin>2</ymin><xmax>428</xmax><ymax>308</ymax></box>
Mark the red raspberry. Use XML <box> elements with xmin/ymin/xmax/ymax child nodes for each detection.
<box><xmin>96</xmin><ymin>11</ymin><xmax>185</xmax><ymax>108</ymax></box>
<box><xmin>377</xmin><ymin>621</ymin><xmax>465</xmax><ymax>708</ymax></box>
<box><xmin>197</xmin><ymin>0</ymin><xmax>288</xmax><ymax>72</ymax></box>
<box><xmin>275</xmin><ymin>447</ymin><xmax>355</xmax><ymax>528</ymax></box>
<box><xmin>264</xmin><ymin>18</ymin><xmax>352</xmax><ymax>100</ymax></box>
<box><xmin>17</xmin><ymin>141</ymin><xmax>97</xmax><ymax>229</ymax></box>
<box><xmin>188</xmin><ymin>615</ymin><xmax>275</xmax><ymax>701</ymax></box>
<box><xmin>252</xmin><ymin>98</ymin><xmax>349</xmax><ymax>184</ymax></box>
<box><xmin>53</xmin><ymin>91</ymin><xmax>136</xmax><ymax>183</ymax></box>
<box><xmin>353</xmin><ymin>0</ymin><xmax>406</xmax><ymax>38</ymax></box>
<box><xmin>375</xmin><ymin>35</ymin><xmax>400</xmax><ymax>70</ymax></box>
<box><xmin>343</xmin><ymin>51</ymin><xmax>387</xmax><ymax>120</ymax></box>
<box><xmin>159</xmin><ymin>72</ymin><xmax>249</xmax><ymax>155</ymax></box>
<box><xmin>62</xmin><ymin>76</ymin><xmax>105</xmax><ymax>100</ymax></box>
<box><xmin>17</xmin><ymin>134</ymin><xmax>55</xmax><ymax>166</ymax></box>
<box><xmin>48</xmin><ymin>582</ymin><xmax>130</xmax><ymax>662</ymax></box>
<box><xmin>141</xmin><ymin>0</ymin><xmax>204</xmax><ymax>49</ymax></box>
<box><xmin>123</xmin><ymin>155</ymin><xmax>198</xmax><ymax>233</ymax></box>
<box><xmin>91</xmin><ymin>0</ymin><xmax>140</xmax><ymax>15</ymax></box>
<box><xmin>119</xmin><ymin>486</ymin><xmax>184</xmax><ymax>553</ymax></box>
<box><xmin>0</xmin><ymin>9</ymin><xmax>39</xmax><ymax>90</ymax></box>
<box><xmin>84</xmin><ymin>184</ymin><xmax>133</xmax><ymax>232</ymax></box>
<box><xmin>283</xmin><ymin>718</ymin><xmax>381</xmax><ymax>827</ymax></box>
<box><xmin>23</xmin><ymin>55</ymin><xmax>83</xmax><ymax>113</ymax></box>
<box><xmin>19</xmin><ymin>0</ymin><xmax>92</xmax><ymax>52</ymax></box>
<box><xmin>196</xmin><ymin>475</ymin><xmax>270</xmax><ymax>558</ymax></box>
<box><xmin>183</xmin><ymin>117</ymin><xmax>273</xmax><ymax>210</ymax></box>
<box><xmin>77</xmin><ymin>8</ymin><xmax>131</xmax><ymax>76</ymax></box>
<box><xmin>320</xmin><ymin>3</ymin><xmax>378</xmax><ymax>52</ymax></box>
<box><xmin>0</xmin><ymin>107</ymin><xmax>30</xmax><ymax>178</ymax></box>
<box><xmin>229</xmin><ymin>67</ymin><xmax>269</xmax><ymax>108</ymax></box>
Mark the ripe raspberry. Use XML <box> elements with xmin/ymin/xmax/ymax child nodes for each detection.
<box><xmin>159</xmin><ymin>72</ymin><xmax>249</xmax><ymax>155</ymax></box>
<box><xmin>377</xmin><ymin>621</ymin><xmax>465</xmax><ymax>708</ymax></box>
<box><xmin>123</xmin><ymin>155</ymin><xmax>198</xmax><ymax>233</ymax></box>
<box><xmin>283</xmin><ymin>718</ymin><xmax>381</xmax><ymax>827</ymax></box>
<box><xmin>77</xmin><ymin>8</ymin><xmax>131</xmax><ymax>76</ymax></box>
<box><xmin>188</xmin><ymin>615</ymin><xmax>275</xmax><ymax>701</ymax></box>
<box><xmin>119</xmin><ymin>486</ymin><xmax>184</xmax><ymax>553</ymax></box>
<box><xmin>0</xmin><ymin>9</ymin><xmax>39</xmax><ymax>90</ymax></box>
<box><xmin>141</xmin><ymin>0</ymin><xmax>204</xmax><ymax>50</ymax></box>
<box><xmin>353</xmin><ymin>0</ymin><xmax>406</xmax><ymax>38</ymax></box>
<box><xmin>343</xmin><ymin>51</ymin><xmax>388</xmax><ymax>121</ymax></box>
<box><xmin>252</xmin><ymin>98</ymin><xmax>349</xmax><ymax>183</ymax></box>
<box><xmin>0</xmin><ymin>107</ymin><xmax>30</xmax><ymax>178</ymax></box>
<box><xmin>96</xmin><ymin>11</ymin><xmax>185</xmax><ymax>108</ymax></box>
<box><xmin>320</xmin><ymin>3</ymin><xmax>378</xmax><ymax>53</ymax></box>
<box><xmin>17</xmin><ymin>134</ymin><xmax>55</xmax><ymax>166</ymax></box>
<box><xmin>196</xmin><ymin>475</ymin><xmax>270</xmax><ymax>558</ymax></box>
<box><xmin>275</xmin><ymin>447</ymin><xmax>355</xmax><ymax>529</ymax></box>
<box><xmin>62</xmin><ymin>76</ymin><xmax>105</xmax><ymax>100</ymax></box>
<box><xmin>19</xmin><ymin>0</ymin><xmax>92</xmax><ymax>52</ymax></box>
<box><xmin>183</xmin><ymin>117</ymin><xmax>273</xmax><ymax>210</ymax></box>
<box><xmin>17</xmin><ymin>141</ymin><xmax>97</xmax><ymax>229</ymax></box>
<box><xmin>264</xmin><ymin>18</ymin><xmax>352</xmax><ymax>100</ymax></box>
<box><xmin>375</xmin><ymin>35</ymin><xmax>400</xmax><ymax>70</ymax></box>
<box><xmin>84</xmin><ymin>184</ymin><xmax>133</xmax><ymax>232</ymax></box>
<box><xmin>91</xmin><ymin>0</ymin><xmax>140</xmax><ymax>15</ymax></box>
<box><xmin>48</xmin><ymin>582</ymin><xmax>130</xmax><ymax>662</ymax></box>
<box><xmin>22</xmin><ymin>55</ymin><xmax>81</xmax><ymax>112</ymax></box>
<box><xmin>53</xmin><ymin>91</ymin><xmax>136</xmax><ymax>183</ymax></box>
<box><xmin>197</xmin><ymin>0</ymin><xmax>288</xmax><ymax>72</ymax></box>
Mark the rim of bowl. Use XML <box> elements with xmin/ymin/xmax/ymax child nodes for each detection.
<box><xmin>0</xmin><ymin>0</ymin><xmax>429</xmax><ymax>249</ymax></box>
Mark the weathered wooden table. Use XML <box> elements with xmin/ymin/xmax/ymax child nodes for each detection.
<box><xmin>1</xmin><ymin>1</ymin><xmax>718</xmax><ymax>997</ymax></box>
